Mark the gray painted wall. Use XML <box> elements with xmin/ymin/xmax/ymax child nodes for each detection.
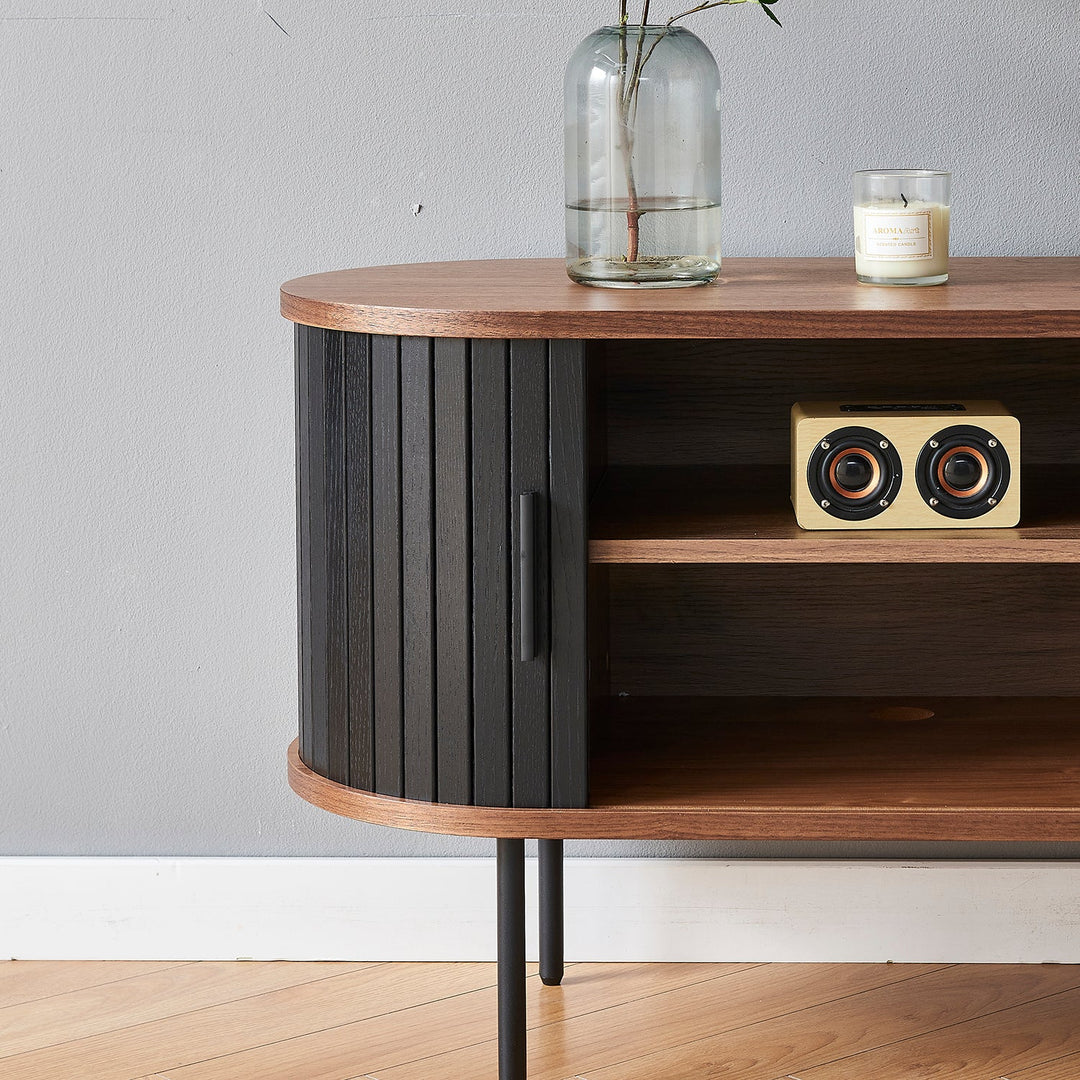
<box><xmin>2</xmin><ymin>1</ymin><xmax>1078</xmax><ymax>859</ymax></box>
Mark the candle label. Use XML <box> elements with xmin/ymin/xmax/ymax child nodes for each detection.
<box><xmin>862</xmin><ymin>211</ymin><xmax>933</xmax><ymax>259</ymax></box>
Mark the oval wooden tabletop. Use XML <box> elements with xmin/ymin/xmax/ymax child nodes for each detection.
<box><xmin>280</xmin><ymin>257</ymin><xmax>1080</xmax><ymax>340</ymax></box>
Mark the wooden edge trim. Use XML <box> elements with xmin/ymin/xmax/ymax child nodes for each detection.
<box><xmin>587</xmin><ymin>540</ymin><xmax>1080</xmax><ymax>564</ymax></box>
<box><xmin>289</xmin><ymin>739</ymin><xmax>564</xmax><ymax>838</ymax></box>
<box><xmin>287</xmin><ymin>741</ymin><xmax>1080</xmax><ymax>842</ymax></box>
<box><xmin>279</xmin><ymin>294</ymin><xmax>1080</xmax><ymax>341</ymax></box>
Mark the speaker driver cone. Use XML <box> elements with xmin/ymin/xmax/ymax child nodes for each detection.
<box><xmin>936</xmin><ymin>446</ymin><xmax>989</xmax><ymax>498</ymax></box>
<box><xmin>807</xmin><ymin>427</ymin><xmax>901</xmax><ymax>521</ymax></box>
<box><xmin>829</xmin><ymin>448</ymin><xmax>881</xmax><ymax>499</ymax></box>
<box><xmin>917</xmin><ymin>426</ymin><xmax>1010</xmax><ymax>518</ymax></box>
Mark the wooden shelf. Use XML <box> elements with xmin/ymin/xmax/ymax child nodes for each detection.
<box><xmin>589</xmin><ymin>696</ymin><xmax>1080</xmax><ymax>840</ymax></box>
<box><xmin>289</xmin><ymin>696</ymin><xmax>1080</xmax><ymax>840</ymax></box>
<box><xmin>590</xmin><ymin>465</ymin><xmax>1080</xmax><ymax>564</ymax></box>
<box><xmin>281</xmin><ymin>257</ymin><xmax>1080</xmax><ymax>339</ymax></box>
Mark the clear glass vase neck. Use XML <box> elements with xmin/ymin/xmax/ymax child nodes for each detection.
<box><xmin>600</xmin><ymin>23</ymin><xmax>687</xmax><ymax>33</ymax></box>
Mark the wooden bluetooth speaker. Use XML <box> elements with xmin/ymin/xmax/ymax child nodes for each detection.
<box><xmin>791</xmin><ymin>400</ymin><xmax>1020</xmax><ymax>530</ymax></box>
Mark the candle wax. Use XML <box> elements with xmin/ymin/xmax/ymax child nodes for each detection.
<box><xmin>854</xmin><ymin>200</ymin><xmax>950</xmax><ymax>283</ymax></box>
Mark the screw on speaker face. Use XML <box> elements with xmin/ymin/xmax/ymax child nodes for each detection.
<box><xmin>916</xmin><ymin>425</ymin><xmax>1011</xmax><ymax>519</ymax></box>
<box><xmin>806</xmin><ymin>426</ymin><xmax>902</xmax><ymax>521</ymax></box>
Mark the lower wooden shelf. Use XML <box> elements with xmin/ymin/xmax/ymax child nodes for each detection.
<box><xmin>288</xmin><ymin>697</ymin><xmax>1080</xmax><ymax>842</ymax></box>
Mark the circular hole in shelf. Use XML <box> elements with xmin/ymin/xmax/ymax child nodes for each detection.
<box><xmin>869</xmin><ymin>706</ymin><xmax>937</xmax><ymax>722</ymax></box>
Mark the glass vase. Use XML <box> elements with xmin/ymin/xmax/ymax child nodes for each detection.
<box><xmin>564</xmin><ymin>24</ymin><xmax>722</xmax><ymax>288</ymax></box>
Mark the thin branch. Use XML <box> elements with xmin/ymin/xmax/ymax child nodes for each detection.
<box><xmin>635</xmin><ymin>26</ymin><xmax>670</xmax><ymax>76</ymax></box>
<box><xmin>619</xmin><ymin>0</ymin><xmax>628</xmax><ymax>80</ymax></box>
<box><xmin>664</xmin><ymin>0</ymin><xmax>743</xmax><ymax>28</ymax></box>
<box><xmin>624</xmin><ymin>0</ymin><xmax>652</xmax><ymax>110</ymax></box>
<box><xmin>635</xmin><ymin>0</ymin><xmax>748</xmax><ymax>76</ymax></box>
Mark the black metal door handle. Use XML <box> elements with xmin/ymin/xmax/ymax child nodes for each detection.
<box><xmin>519</xmin><ymin>492</ymin><xmax>537</xmax><ymax>662</ymax></box>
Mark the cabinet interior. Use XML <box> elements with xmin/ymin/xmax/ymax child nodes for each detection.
<box><xmin>585</xmin><ymin>338</ymin><xmax>1080</xmax><ymax>832</ymax></box>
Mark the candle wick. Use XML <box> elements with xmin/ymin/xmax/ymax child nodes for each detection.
<box><xmin>901</xmin><ymin>192</ymin><xmax>908</xmax><ymax>207</ymax></box>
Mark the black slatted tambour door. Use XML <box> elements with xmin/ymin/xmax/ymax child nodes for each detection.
<box><xmin>295</xmin><ymin>329</ymin><xmax>589</xmax><ymax>808</ymax></box>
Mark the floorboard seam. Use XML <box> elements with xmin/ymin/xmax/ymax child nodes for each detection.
<box><xmin>524</xmin><ymin>962</ymin><xmax>769</xmax><ymax>1034</ymax></box>
<box><xmin>0</xmin><ymin>962</ymin><xmax>195</xmax><ymax>1013</ymax></box>
<box><xmin>546</xmin><ymin>963</ymin><xmax>957</xmax><ymax>1079</ymax></box>
<box><xmin>771</xmin><ymin>981</ymin><xmax>1080</xmax><ymax>1080</ymax></box>
<box><xmin>347</xmin><ymin>965</ymin><xmax>764</xmax><ymax>1078</ymax></box>
<box><xmin>117</xmin><ymin>973</ymin><xmax>510</xmax><ymax>1078</ymax></box>
<box><xmin>0</xmin><ymin>962</ymin><xmax>392</xmax><ymax>1065</ymax></box>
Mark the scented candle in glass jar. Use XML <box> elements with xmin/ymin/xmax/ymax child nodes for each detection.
<box><xmin>853</xmin><ymin>170</ymin><xmax>950</xmax><ymax>286</ymax></box>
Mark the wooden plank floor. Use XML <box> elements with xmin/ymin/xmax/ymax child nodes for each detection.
<box><xmin>1</xmin><ymin>961</ymin><xmax>1079</xmax><ymax>1080</ymax></box>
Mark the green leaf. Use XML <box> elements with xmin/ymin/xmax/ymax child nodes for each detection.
<box><xmin>759</xmin><ymin>0</ymin><xmax>782</xmax><ymax>26</ymax></box>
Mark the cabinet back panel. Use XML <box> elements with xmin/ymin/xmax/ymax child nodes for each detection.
<box><xmin>607</xmin><ymin>565</ymin><xmax>1080</xmax><ymax>697</ymax></box>
<box><xmin>600</xmin><ymin>339</ymin><xmax>1080</xmax><ymax>466</ymax></box>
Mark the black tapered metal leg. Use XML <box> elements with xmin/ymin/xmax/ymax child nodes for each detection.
<box><xmin>497</xmin><ymin>838</ymin><xmax>527</xmax><ymax>1080</ymax></box>
<box><xmin>538</xmin><ymin>838</ymin><xmax>564</xmax><ymax>986</ymax></box>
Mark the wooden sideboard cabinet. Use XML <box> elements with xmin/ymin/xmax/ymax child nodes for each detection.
<box><xmin>282</xmin><ymin>257</ymin><xmax>1080</xmax><ymax>1080</ymax></box>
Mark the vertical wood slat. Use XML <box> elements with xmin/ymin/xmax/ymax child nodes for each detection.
<box><xmin>510</xmin><ymin>340</ymin><xmax>551</xmax><ymax>808</ymax></box>
<box><xmin>303</xmin><ymin>326</ymin><xmax>331</xmax><ymax>778</ymax></box>
<box><xmin>295</xmin><ymin>325</ymin><xmax>313</xmax><ymax>768</ymax></box>
<box><xmin>471</xmin><ymin>340</ymin><xmax>513</xmax><ymax>807</ymax></box>
<box><xmin>435</xmin><ymin>339</ymin><xmax>473</xmax><ymax>805</ymax></box>
<box><xmin>297</xmin><ymin>326</ymin><xmax>349</xmax><ymax>784</ymax></box>
<box><xmin>372</xmin><ymin>335</ymin><xmax>404</xmax><ymax>797</ymax></box>
<box><xmin>400</xmin><ymin>337</ymin><xmax>437</xmax><ymax>801</ymax></box>
<box><xmin>304</xmin><ymin>325</ymin><xmax>329</xmax><ymax>776</ymax></box>
<box><xmin>549</xmin><ymin>340</ymin><xmax>589</xmax><ymax>808</ymax></box>
<box><xmin>323</xmin><ymin>331</ymin><xmax>350</xmax><ymax>784</ymax></box>
<box><xmin>346</xmin><ymin>333</ymin><xmax>374</xmax><ymax>792</ymax></box>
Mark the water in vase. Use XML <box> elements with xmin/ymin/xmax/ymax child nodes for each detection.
<box><xmin>565</xmin><ymin>196</ymin><xmax>722</xmax><ymax>288</ymax></box>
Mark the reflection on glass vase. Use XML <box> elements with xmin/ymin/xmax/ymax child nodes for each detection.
<box><xmin>564</xmin><ymin>24</ymin><xmax>722</xmax><ymax>288</ymax></box>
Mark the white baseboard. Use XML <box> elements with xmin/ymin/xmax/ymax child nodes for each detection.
<box><xmin>2</xmin><ymin>857</ymin><xmax>1079</xmax><ymax>962</ymax></box>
